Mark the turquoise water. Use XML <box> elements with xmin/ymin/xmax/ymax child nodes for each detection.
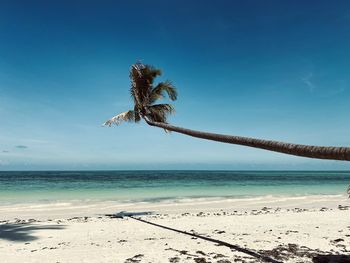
<box><xmin>0</xmin><ymin>171</ymin><xmax>349</xmax><ymax>204</ymax></box>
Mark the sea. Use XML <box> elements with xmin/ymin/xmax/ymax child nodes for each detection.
<box><xmin>0</xmin><ymin>171</ymin><xmax>349</xmax><ymax>205</ymax></box>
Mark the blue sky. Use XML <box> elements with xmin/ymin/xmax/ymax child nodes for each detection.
<box><xmin>1</xmin><ymin>0</ymin><xmax>350</xmax><ymax>170</ymax></box>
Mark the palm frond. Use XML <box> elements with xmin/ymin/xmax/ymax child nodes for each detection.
<box><xmin>134</xmin><ymin>106</ymin><xmax>141</xmax><ymax>122</ymax></box>
<box><xmin>129</xmin><ymin>64</ymin><xmax>144</xmax><ymax>106</ymax></box>
<box><xmin>142</xmin><ymin>64</ymin><xmax>162</xmax><ymax>85</ymax></box>
<box><xmin>147</xmin><ymin>108</ymin><xmax>166</xmax><ymax>123</ymax></box>
<box><xmin>103</xmin><ymin>110</ymin><xmax>135</xmax><ymax>126</ymax></box>
<box><xmin>150</xmin><ymin>103</ymin><xmax>175</xmax><ymax>114</ymax></box>
<box><xmin>149</xmin><ymin>81</ymin><xmax>177</xmax><ymax>104</ymax></box>
<box><xmin>129</xmin><ymin>63</ymin><xmax>162</xmax><ymax>106</ymax></box>
<box><xmin>105</xmin><ymin>62</ymin><xmax>177</xmax><ymax>128</ymax></box>
<box><xmin>146</xmin><ymin>104</ymin><xmax>175</xmax><ymax>123</ymax></box>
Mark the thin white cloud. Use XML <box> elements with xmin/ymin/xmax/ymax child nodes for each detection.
<box><xmin>329</xmin><ymin>79</ymin><xmax>346</xmax><ymax>95</ymax></box>
<box><xmin>302</xmin><ymin>73</ymin><xmax>315</xmax><ymax>92</ymax></box>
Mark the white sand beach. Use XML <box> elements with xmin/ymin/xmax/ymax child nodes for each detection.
<box><xmin>3</xmin><ymin>1</ymin><xmax>350</xmax><ymax>263</ymax></box>
<box><xmin>1</xmin><ymin>195</ymin><xmax>350</xmax><ymax>263</ymax></box>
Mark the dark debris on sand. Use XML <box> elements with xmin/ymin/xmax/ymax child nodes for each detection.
<box><xmin>169</xmin><ymin>256</ymin><xmax>181</xmax><ymax>263</ymax></box>
<box><xmin>260</xmin><ymin>243</ymin><xmax>320</xmax><ymax>260</ymax></box>
<box><xmin>312</xmin><ymin>255</ymin><xmax>350</xmax><ymax>263</ymax></box>
<box><xmin>260</xmin><ymin>243</ymin><xmax>350</xmax><ymax>262</ymax></box>
<box><xmin>124</xmin><ymin>254</ymin><xmax>144</xmax><ymax>263</ymax></box>
<box><xmin>193</xmin><ymin>258</ymin><xmax>210</xmax><ymax>263</ymax></box>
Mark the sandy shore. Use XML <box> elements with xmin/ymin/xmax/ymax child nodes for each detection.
<box><xmin>1</xmin><ymin>196</ymin><xmax>350</xmax><ymax>263</ymax></box>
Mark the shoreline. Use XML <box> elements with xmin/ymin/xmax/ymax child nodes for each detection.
<box><xmin>0</xmin><ymin>193</ymin><xmax>348</xmax><ymax>221</ymax></box>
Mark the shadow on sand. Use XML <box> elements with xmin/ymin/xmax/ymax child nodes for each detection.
<box><xmin>0</xmin><ymin>223</ymin><xmax>65</xmax><ymax>242</ymax></box>
<box><xmin>312</xmin><ymin>255</ymin><xmax>350</xmax><ymax>263</ymax></box>
<box><xmin>107</xmin><ymin>211</ymin><xmax>282</xmax><ymax>263</ymax></box>
<box><xmin>106</xmin><ymin>211</ymin><xmax>153</xmax><ymax>218</ymax></box>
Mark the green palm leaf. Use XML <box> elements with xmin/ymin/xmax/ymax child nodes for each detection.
<box><xmin>130</xmin><ymin>63</ymin><xmax>162</xmax><ymax>106</ymax></box>
<box><xmin>104</xmin><ymin>62</ymin><xmax>176</xmax><ymax>126</ymax></box>
<box><xmin>149</xmin><ymin>81</ymin><xmax>177</xmax><ymax>104</ymax></box>
<box><xmin>147</xmin><ymin>104</ymin><xmax>175</xmax><ymax>123</ymax></box>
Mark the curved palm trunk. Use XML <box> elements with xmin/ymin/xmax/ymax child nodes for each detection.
<box><xmin>145</xmin><ymin>119</ymin><xmax>350</xmax><ymax>161</ymax></box>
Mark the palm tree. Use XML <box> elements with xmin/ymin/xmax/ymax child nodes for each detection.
<box><xmin>104</xmin><ymin>62</ymin><xmax>350</xmax><ymax>161</ymax></box>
